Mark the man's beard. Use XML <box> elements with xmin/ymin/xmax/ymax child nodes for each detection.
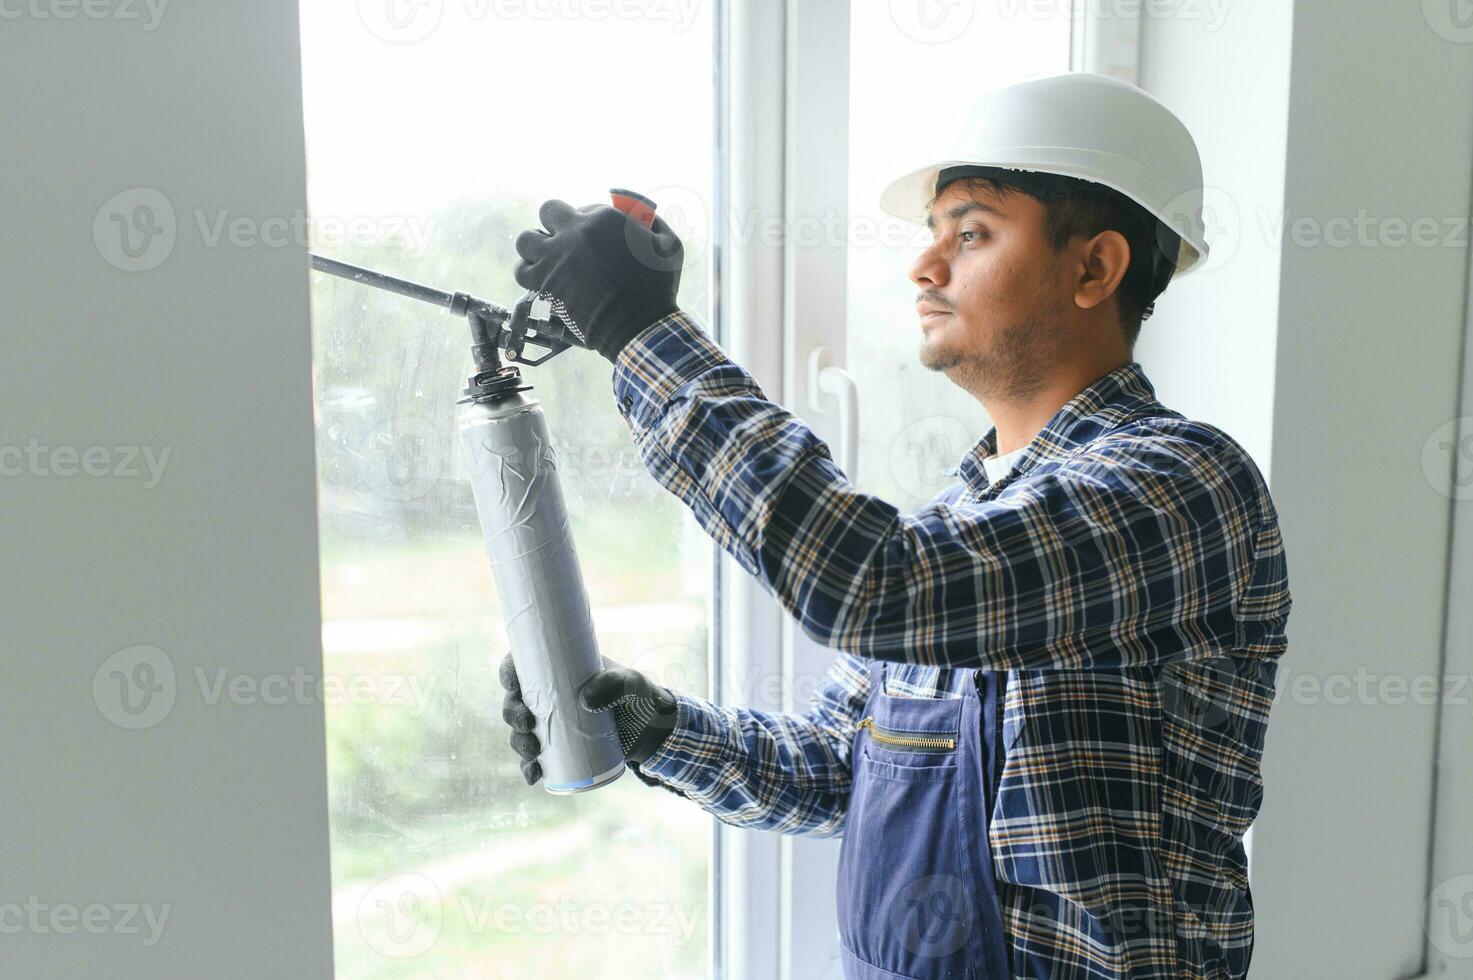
<box><xmin>919</xmin><ymin>290</ymin><xmax>1071</xmax><ymax>403</ymax></box>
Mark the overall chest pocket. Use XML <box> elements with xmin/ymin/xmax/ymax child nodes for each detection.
<box><xmin>837</xmin><ymin>694</ymin><xmax>978</xmax><ymax>979</ymax></box>
<box><xmin>856</xmin><ymin>717</ymin><xmax>960</xmax><ymax>777</ymax></box>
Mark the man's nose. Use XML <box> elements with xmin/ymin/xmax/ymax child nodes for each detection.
<box><xmin>908</xmin><ymin>243</ymin><xmax>949</xmax><ymax>289</ymax></box>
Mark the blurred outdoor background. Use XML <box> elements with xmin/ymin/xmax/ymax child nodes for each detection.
<box><xmin>299</xmin><ymin>4</ymin><xmax>717</xmax><ymax>977</ymax></box>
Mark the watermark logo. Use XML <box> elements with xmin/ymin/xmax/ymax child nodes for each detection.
<box><xmin>1163</xmin><ymin>665</ymin><xmax>1235</xmax><ymax>731</ymax></box>
<box><xmin>93</xmin><ymin>645</ymin><xmax>177</xmax><ymax>730</ymax></box>
<box><xmin>357</xmin><ymin>0</ymin><xmax>443</xmax><ymax>42</ymax></box>
<box><xmin>362</xmin><ymin>415</ymin><xmax>443</xmax><ymax>502</ymax></box>
<box><xmin>1425</xmin><ymin>873</ymin><xmax>1473</xmax><ymax>958</ymax></box>
<box><xmin>94</xmin><ymin>646</ymin><xmax>437</xmax><ymax>729</ymax></box>
<box><xmin>93</xmin><ymin>188</ymin><xmax>176</xmax><ymax>273</ymax></box>
<box><xmin>93</xmin><ymin>187</ymin><xmax>434</xmax><ymax>272</ymax></box>
<box><xmin>1159</xmin><ymin>184</ymin><xmax>1239</xmax><ymax>277</ymax></box>
<box><xmin>1422</xmin><ymin>417</ymin><xmax>1473</xmax><ymax>500</ymax></box>
<box><xmin>357</xmin><ymin>874</ymin><xmax>442</xmax><ymax>958</ymax></box>
<box><xmin>1424</xmin><ymin>0</ymin><xmax>1473</xmax><ymax>42</ymax></box>
<box><xmin>889</xmin><ymin>414</ymin><xmax>976</xmax><ymax>500</ymax></box>
<box><xmin>889</xmin><ymin>0</ymin><xmax>975</xmax><ymax>44</ymax></box>
<box><xmin>624</xmin><ymin>643</ymin><xmax>708</xmax><ymax>695</ymax></box>
<box><xmin>621</xmin><ymin>183</ymin><xmax>706</xmax><ymax>274</ymax></box>
<box><xmin>1147</xmin><ymin>188</ymin><xmax>1472</xmax><ymax>278</ymax></box>
<box><xmin>891</xmin><ymin>873</ymin><xmax>973</xmax><ymax>957</ymax></box>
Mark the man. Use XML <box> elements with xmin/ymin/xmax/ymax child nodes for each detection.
<box><xmin>500</xmin><ymin>72</ymin><xmax>1291</xmax><ymax>979</ymax></box>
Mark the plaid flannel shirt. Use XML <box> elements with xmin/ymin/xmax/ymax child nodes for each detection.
<box><xmin>609</xmin><ymin>310</ymin><xmax>1292</xmax><ymax>979</ymax></box>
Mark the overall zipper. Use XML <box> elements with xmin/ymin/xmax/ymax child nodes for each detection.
<box><xmin>858</xmin><ymin>716</ymin><xmax>957</xmax><ymax>751</ymax></box>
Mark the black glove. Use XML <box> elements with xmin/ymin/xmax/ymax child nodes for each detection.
<box><xmin>499</xmin><ymin>651</ymin><xmax>679</xmax><ymax>786</ymax></box>
<box><xmin>512</xmin><ymin>199</ymin><xmax>684</xmax><ymax>363</ymax></box>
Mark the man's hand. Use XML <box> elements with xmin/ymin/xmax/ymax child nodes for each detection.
<box><xmin>499</xmin><ymin>651</ymin><xmax>679</xmax><ymax>786</ymax></box>
<box><xmin>512</xmin><ymin>199</ymin><xmax>684</xmax><ymax>364</ymax></box>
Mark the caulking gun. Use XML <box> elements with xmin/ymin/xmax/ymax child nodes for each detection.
<box><xmin>308</xmin><ymin>187</ymin><xmax>661</xmax><ymax>794</ymax></box>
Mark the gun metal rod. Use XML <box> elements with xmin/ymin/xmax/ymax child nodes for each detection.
<box><xmin>309</xmin><ymin>253</ymin><xmax>457</xmax><ymax>311</ymax></box>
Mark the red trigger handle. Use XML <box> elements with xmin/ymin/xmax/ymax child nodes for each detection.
<box><xmin>608</xmin><ymin>187</ymin><xmax>657</xmax><ymax>229</ymax></box>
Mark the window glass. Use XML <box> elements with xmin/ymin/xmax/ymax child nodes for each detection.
<box><xmin>848</xmin><ymin>6</ymin><xmax>1073</xmax><ymax>506</ymax></box>
<box><xmin>298</xmin><ymin>5</ymin><xmax>716</xmax><ymax>977</ymax></box>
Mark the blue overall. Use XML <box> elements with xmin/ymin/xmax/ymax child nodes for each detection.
<box><xmin>836</xmin><ymin>660</ymin><xmax>1011</xmax><ymax>979</ymax></box>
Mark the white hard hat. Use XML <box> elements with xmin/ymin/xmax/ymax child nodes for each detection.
<box><xmin>880</xmin><ymin>71</ymin><xmax>1209</xmax><ymax>291</ymax></box>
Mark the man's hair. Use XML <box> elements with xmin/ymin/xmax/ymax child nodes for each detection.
<box><xmin>933</xmin><ymin>175</ymin><xmax>1165</xmax><ymax>350</ymax></box>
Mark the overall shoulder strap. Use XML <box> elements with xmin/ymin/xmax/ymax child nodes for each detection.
<box><xmin>866</xmin><ymin>658</ymin><xmax>885</xmax><ymax>696</ymax></box>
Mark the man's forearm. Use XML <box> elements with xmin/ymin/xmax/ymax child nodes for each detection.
<box><xmin>611</xmin><ymin>310</ymin><xmax>1268</xmax><ymax>672</ymax></box>
<box><xmin>631</xmin><ymin>691</ymin><xmax>856</xmax><ymax>838</ymax></box>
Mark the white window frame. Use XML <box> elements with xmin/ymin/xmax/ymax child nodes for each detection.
<box><xmin>1417</xmin><ymin>209</ymin><xmax>1473</xmax><ymax>980</ymax></box>
<box><xmin>714</xmin><ymin>3</ymin><xmax>1127</xmax><ymax>978</ymax></box>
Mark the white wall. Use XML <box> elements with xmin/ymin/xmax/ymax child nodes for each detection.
<box><xmin>1141</xmin><ymin>2</ymin><xmax>1473</xmax><ymax>977</ymax></box>
<box><xmin>1135</xmin><ymin>0</ymin><xmax>1293</xmax><ymax>470</ymax></box>
<box><xmin>0</xmin><ymin>3</ymin><xmax>334</xmax><ymax>978</ymax></box>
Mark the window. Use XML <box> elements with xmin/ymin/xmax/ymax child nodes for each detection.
<box><xmin>299</xmin><ymin>4</ymin><xmax>718</xmax><ymax>977</ymax></box>
<box><xmin>767</xmin><ymin>8</ymin><xmax>1079</xmax><ymax>977</ymax></box>
<box><xmin>846</xmin><ymin>4</ymin><xmax>1075</xmax><ymax>505</ymax></box>
<box><xmin>299</xmin><ymin>2</ymin><xmax>1084</xmax><ymax>976</ymax></box>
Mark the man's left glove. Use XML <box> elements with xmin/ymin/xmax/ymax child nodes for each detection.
<box><xmin>499</xmin><ymin>652</ymin><xmax>679</xmax><ymax>786</ymax></box>
<box><xmin>513</xmin><ymin>199</ymin><xmax>685</xmax><ymax>363</ymax></box>
<box><xmin>577</xmin><ymin>662</ymin><xmax>680</xmax><ymax>765</ymax></box>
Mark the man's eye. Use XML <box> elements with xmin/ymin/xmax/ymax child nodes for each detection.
<box><xmin>959</xmin><ymin>230</ymin><xmax>986</xmax><ymax>243</ymax></box>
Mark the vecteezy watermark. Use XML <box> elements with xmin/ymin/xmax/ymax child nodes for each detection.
<box><xmin>612</xmin><ymin>183</ymin><xmax>935</xmax><ymax>270</ymax></box>
<box><xmin>93</xmin><ymin>188</ymin><xmax>176</xmax><ymax>273</ymax></box>
<box><xmin>194</xmin><ymin>210</ymin><xmax>434</xmax><ymax>256</ymax></box>
<box><xmin>888</xmin><ymin>414</ymin><xmax>978</xmax><ymax>501</ymax></box>
<box><xmin>360</xmin><ymin>415</ymin><xmax>444</xmax><ymax>503</ymax></box>
<box><xmin>463</xmin><ymin>895</ymin><xmax>703</xmax><ymax>946</ymax></box>
<box><xmin>92</xmin><ymin>187</ymin><xmax>435</xmax><ymax>273</ymax></box>
<box><xmin>357</xmin><ymin>874</ymin><xmax>442</xmax><ymax>959</ymax></box>
<box><xmin>92</xmin><ymin>646</ymin><xmax>439</xmax><ymax>730</ymax></box>
<box><xmin>193</xmin><ymin>666</ymin><xmax>437</xmax><ymax>714</ymax></box>
<box><xmin>356</xmin><ymin>0</ymin><xmax>444</xmax><ymax>43</ymax></box>
<box><xmin>354</xmin><ymin>872</ymin><xmax>702</xmax><ymax>960</ymax></box>
<box><xmin>1157</xmin><ymin>184</ymin><xmax>1241</xmax><ymax>276</ymax></box>
<box><xmin>1422</xmin><ymin>417</ymin><xmax>1473</xmax><ymax>500</ymax></box>
<box><xmin>888</xmin><ymin>0</ymin><xmax>975</xmax><ymax>44</ymax></box>
<box><xmin>0</xmin><ymin>439</ymin><xmax>171</xmax><ymax>488</ymax></box>
<box><xmin>1147</xmin><ymin>187</ymin><xmax>1472</xmax><ymax>277</ymax></box>
<box><xmin>622</xmin><ymin>643</ymin><xmax>864</xmax><ymax>710</ymax></box>
<box><xmin>361</xmin><ymin>411</ymin><xmax>655</xmax><ymax>505</ymax></box>
<box><xmin>93</xmin><ymin>645</ymin><xmax>177</xmax><ymax>730</ymax></box>
<box><xmin>1275</xmin><ymin>209</ymin><xmax>1470</xmax><ymax>251</ymax></box>
<box><xmin>356</xmin><ymin>0</ymin><xmax>702</xmax><ymax>44</ymax></box>
<box><xmin>1426</xmin><ymin>873</ymin><xmax>1473</xmax><ymax>958</ymax></box>
<box><xmin>997</xmin><ymin>0</ymin><xmax>1233</xmax><ymax>32</ymax></box>
<box><xmin>890</xmin><ymin>874</ymin><xmax>973</xmax><ymax>957</ymax></box>
<box><xmin>0</xmin><ymin>897</ymin><xmax>171</xmax><ymax>946</ymax></box>
<box><xmin>0</xmin><ymin>0</ymin><xmax>168</xmax><ymax>30</ymax></box>
<box><xmin>1269</xmin><ymin>663</ymin><xmax>1473</xmax><ymax>708</ymax></box>
<box><xmin>1423</xmin><ymin>0</ymin><xmax>1473</xmax><ymax>43</ymax></box>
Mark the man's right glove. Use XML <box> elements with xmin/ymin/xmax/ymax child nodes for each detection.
<box><xmin>499</xmin><ymin>651</ymin><xmax>679</xmax><ymax>787</ymax></box>
<box><xmin>511</xmin><ymin>200</ymin><xmax>685</xmax><ymax>364</ymax></box>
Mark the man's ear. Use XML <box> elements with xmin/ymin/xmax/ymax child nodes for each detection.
<box><xmin>1073</xmin><ymin>230</ymin><xmax>1131</xmax><ymax>313</ymax></box>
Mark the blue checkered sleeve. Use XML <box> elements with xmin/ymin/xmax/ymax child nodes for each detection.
<box><xmin>611</xmin><ymin>310</ymin><xmax>1264</xmax><ymax>673</ymax></box>
<box><xmin>630</xmin><ymin>651</ymin><xmax>871</xmax><ymax>837</ymax></box>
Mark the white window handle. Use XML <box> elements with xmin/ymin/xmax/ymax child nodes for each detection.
<box><xmin>806</xmin><ymin>346</ymin><xmax>859</xmax><ymax>481</ymax></box>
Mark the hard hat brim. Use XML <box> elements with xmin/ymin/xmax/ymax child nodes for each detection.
<box><xmin>879</xmin><ymin>157</ymin><xmax>1208</xmax><ymax>279</ymax></box>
